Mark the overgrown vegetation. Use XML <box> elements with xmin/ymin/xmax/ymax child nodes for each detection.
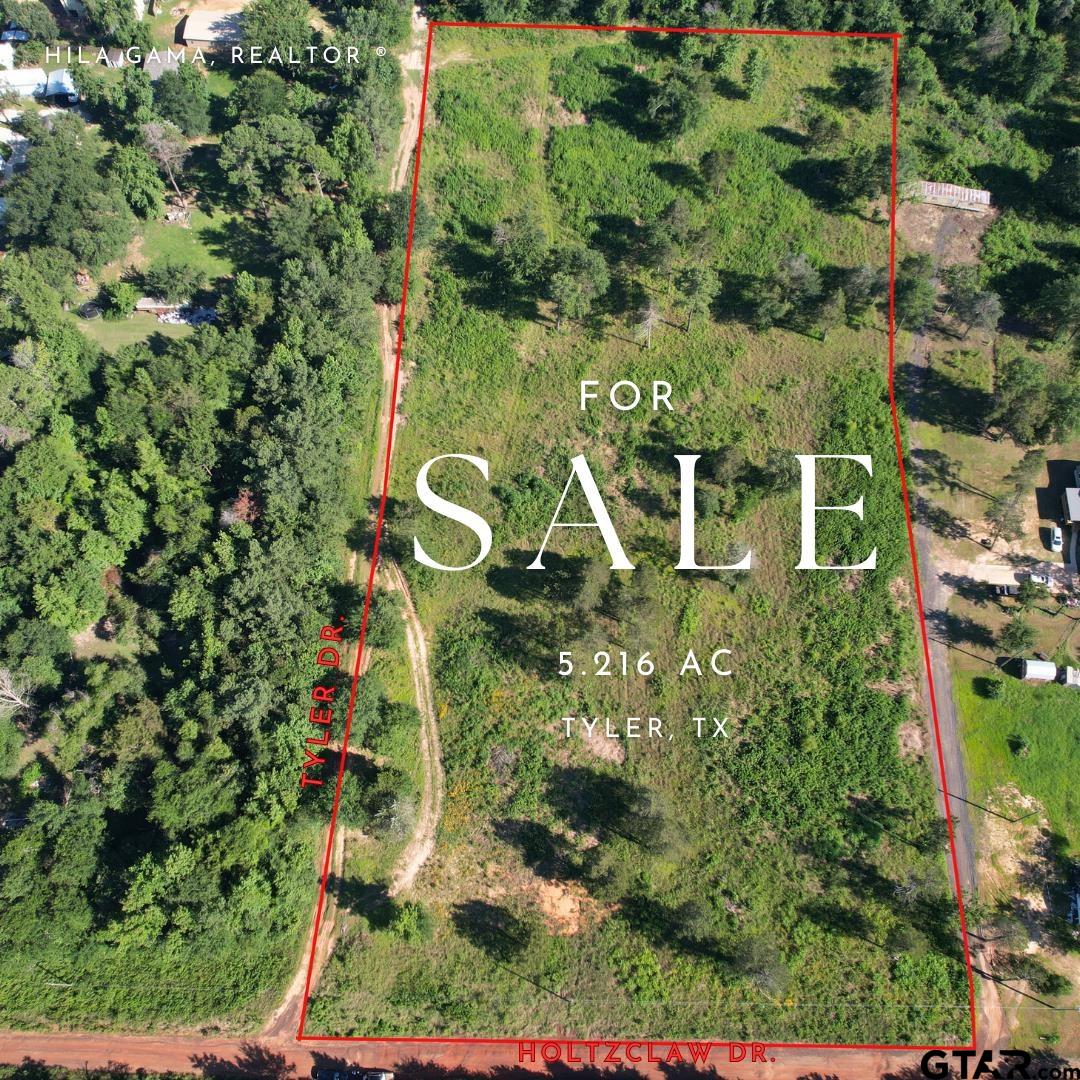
<box><xmin>306</xmin><ymin>31</ymin><xmax>969</xmax><ymax>1043</ymax></box>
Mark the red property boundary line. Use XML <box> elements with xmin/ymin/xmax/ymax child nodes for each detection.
<box><xmin>296</xmin><ymin>21</ymin><xmax>979</xmax><ymax>1054</ymax></box>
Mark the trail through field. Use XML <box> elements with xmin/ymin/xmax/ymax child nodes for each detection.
<box><xmin>391</xmin><ymin>6</ymin><xmax>427</xmax><ymax>193</ymax></box>
<box><xmin>384</xmin><ymin>559</ymin><xmax>444</xmax><ymax>896</ymax></box>
<box><xmin>372</xmin><ymin>2</ymin><xmax>442</xmax><ymax>901</ymax></box>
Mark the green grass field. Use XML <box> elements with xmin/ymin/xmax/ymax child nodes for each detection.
<box><xmin>306</xmin><ymin>28</ymin><xmax>970</xmax><ymax>1044</ymax></box>
<box><xmin>956</xmin><ymin>670</ymin><xmax>1080</xmax><ymax>851</ymax></box>
<box><xmin>75</xmin><ymin>312</ymin><xmax>194</xmax><ymax>353</ymax></box>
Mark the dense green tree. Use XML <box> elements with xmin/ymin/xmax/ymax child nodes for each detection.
<box><xmin>987</xmin><ymin>355</ymin><xmax>1078</xmax><ymax>444</ymax></box>
<box><xmin>227</xmin><ymin>69</ymin><xmax>291</xmax><ymax>122</ymax></box>
<box><xmin>241</xmin><ymin>0</ymin><xmax>314</xmax><ymax>62</ymax></box>
<box><xmin>678</xmin><ymin>265</ymin><xmax>718</xmax><ymax>330</ymax></box>
<box><xmin>219</xmin><ymin>271</ymin><xmax>274</xmax><ymax>329</ymax></box>
<box><xmin>999</xmin><ymin>614</ymin><xmax>1036</xmax><ymax>653</ymax></box>
<box><xmin>153</xmin><ymin>65</ymin><xmax>211</xmax><ymax>137</ymax></box>
<box><xmin>699</xmin><ymin>146</ymin><xmax>734</xmax><ymax>195</ymax></box>
<box><xmin>894</xmin><ymin>254</ymin><xmax>935</xmax><ymax>329</ymax></box>
<box><xmin>1017</xmin><ymin>578</ymin><xmax>1050</xmax><ymax>608</ymax></box>
<box><xmin>365</xmin><ymin>590</ymin><xmax>404</xmax><ymax>651</ymax></box>
<box><xmin>220</xmin><ymin>114</ymin><xmax>340</xmax><ymax>206</ymax></box>
<box><xmin>804</xmin><ymin>104</ymin><xmax>845</xmax><ymax>149</ymax></box>
<box><xmin>842</xmin><ymin>264</ymin><xmax>882</xmax><ymax>318</ymax></box>
<box><xmin>0</xmin><ymin>0</ymin><xmax>56</xmax><ymax>38</ymax></box>
<box><xmin>647</xmin><ymin>68</ymin><xmax>699</xmax><ymax>135</ymax></box>
<box><xmin>83</xmin><ymin>0</ymin><xmax>150</xmax><ymax>46</ymax></box>
<box><xmin>1042</xmin><ymin>147</ymin><xmax>1080</xmax><ymax>220</ymax></box>
<box><xmin>493</xmin><ymin>210</ymin><xmax>549</xmax><ymax>287</ymax></box>
<box><xmin>898</xmin><ymin>43</ymin><xmax>938</xmax><ymax>103</ymax></box>
<box><xmin>742</xmin><ymin>46</ymin><xmax>769</xmax><ymax>100</ymax></box>
<box><xmin>327</xmin><ymin>34</ymin><xmax>402</xmax><ymax>158</ymax></box>
<box><xmin>103</xmin><ymin>280</ymin><xmax>139</xmax><ymax>319</ymax></box>
<box><xmin>107</xmin><ymin>143</ymin><xmax>166</xmax><ymax>219</ymax></box>
<box><xmin>1038</xmin><ymin>272</ymin><xmax>1080</xmax><ymax>340</ymax></box>
<box><xmin>144</xmin><ymin>259</ymin><xmax>207</xmax><ymax>303</ymax></box>
<box><xmin>943</xmin><ymin>265</ymin><xmax>1001</xmax><ymax>335</ymax></box>
<box><xmin>548</xmin><ymin>244</ymin><xmax>610</xmax><ymax>330</ymax></box>
<box><xmin>3</xmin><ymin>116</ymin><xmax>134</xmax><ymax>270</ymax></box>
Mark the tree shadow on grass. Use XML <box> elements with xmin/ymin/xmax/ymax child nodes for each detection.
<box><xmin>451</xmin><ymin>899</ymin><xmax>532</xmax><ymax>963</ymax></box>
<box><xmin>486</xmin><ymin>551</ymin><xmax>587</xmax><ymax>606</ymax></box>
<box><xmin>649</xmin><ymin>159</ymin><xmax>700</xmax><ymax>190</ymax></box>
<box><xmin>200</xmin><ymin>215</ymin><xmax>273</xmax><ymax>279</ymax></box>
<box><xmin>760</xmin><ymin>124</ymin><xmax>807</xmax><ymax>148</ymax></box>
<box><xmin>926</xmin><ymin>608</ymin><xmax>996</xmax><ymax>650</ymax></box>
<box><xmin>1038</xmin><ymin>458</ymin><xmax>1079</xmax><ymax>521</ymax></box>
<box><xmin>780</xmin><ymin>157</ymin><xmax>846</xmax><ymax>211</ymax></box>
<box><xmin>897</xmin><ymin>360</ymin><xmax>993</xmax><ymax>435</ymax></box>
<box><xmin>940</xmin><ymin>571</ymin><xmax>993</xmax><ymax>607</ymax></box>
<box><xmin>589</xmin><ymin>64</ymin><xmax>660</xmax><ymax>141</ymax></box>
<box><xmin>910</xmin><ymin>492</ymin><xmax>971</xmax><ymax>544</ymax></box>
<box><xmin>475</xmin><ymin>607</ymin><xmax>554</xmax><ymax>676</ymax></box>
<box><xmin>437</xmin><ymin>226</ymin><xmax>542</xmax><ymax>321</ymax></box>
<box><xmin>493</xmin><ymin>818</ymin><xmax>581</xmax><ymax>880</ymax></box>
<box><xmin>545</xmin><ymin>766</ymin><xmax>667</xmax><ymax>852</ymax></box>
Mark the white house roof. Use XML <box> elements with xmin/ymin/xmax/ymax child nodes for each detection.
<box><xmin>919</xmin><ymin>180</ymin><xmax>991</xmax><ymax>207</ymax></box>
<box><xmin>45</xmin><ymin>68</ymin><xmax>76</xmax><ymax>99</ymax></box>
<box><xmin>181</xmin><ymin>8</ymin><xmax>244</xmax><ymax>42</ymax></box>
<box><xmin>143</xmin><ymin>51</ymin><xmax>181</xmax><ymax>79</ymax></box>
<box><xmin>0</xmin><ymin>67</ymin><xmax>47</xmax><ymax>96</ymax></box>
<box><xmin>1064</xmin><ymin>488</ymin><xmax>1080</xmax><ymax>523</ymax></box>
<box><xmin>135</xmin><ymin>296</ymin><xmax>185</xmax><ymax>311</ymax></box>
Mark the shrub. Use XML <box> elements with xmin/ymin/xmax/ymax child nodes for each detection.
<box><xmin>103</xmin><ymin>279</ymin><xmax>139</xmax><ymax>319</ymax></box>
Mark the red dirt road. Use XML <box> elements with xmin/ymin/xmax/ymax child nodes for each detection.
<box><xmin>0</xmin><ymin>1031</ymin><xmax>930</xmax><ymax>1079</ymax></box>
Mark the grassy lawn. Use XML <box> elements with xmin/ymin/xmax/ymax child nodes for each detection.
<box><xmin>909</xmin><ymin>330</ymin><xmax>1079</xmax><ymax>565</ymax></box>
<box><xmin>140</xmin><ymin>209</ymin><xmax>241</xmax><ymax>281</ymax></box>
<box><xmin>955</xmin><ymin>666</ymin><xmax>1080</xmax><ymax>852</ymax></box>
<box><xmin>307</xmin><ymin>29</ymin><xmax>969</xmax><ymax>1045</ymax></box>
<box><xmin>75</xmin><ymin>312</ymin><xmax>193</xmax><ymax>352</ymax></box>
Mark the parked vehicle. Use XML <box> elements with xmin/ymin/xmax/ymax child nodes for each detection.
<box><xmin>311</xmin><ymin>1069</ymin><xmax>395</xmax><ymax>1080</ymax></box>
<box><xmin>995</xmin><ymin>584</ymin><xmax>1018</xmax><ymax>597</ymax></box>
<box><xmin>1029</xmin><ymin>572</ymin><xmax>1052</xmax><ymax>587</ymax></box>
<box><xmin>1050</xmin><ymin>525</ymin><xmax>1063</xmax><ymax>553</ymax></box>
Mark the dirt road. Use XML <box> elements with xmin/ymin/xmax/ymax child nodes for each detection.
<box><xmin>0</xmin><ymin>1029</ymin><xmax>933</xmax><ymax>1079</ymax></box>
<box><xmin>371</xmin><ymin>3</ymin><xmax>443</xmax><ymax>903</ymax></box>
<box><xmin>898</xmin><ymin>207</ymin><xmax>1006</xmax><ymax>1052</ymax></box>
<box><xmin>265</xmin><ymin>6</ymin><xmax>436</xmax><ymax>1037</ymax></box>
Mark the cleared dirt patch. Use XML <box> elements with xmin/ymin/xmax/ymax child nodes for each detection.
<box><xmin>895</xmin><ymin>201</ymin><xmax>996</xmax><ymax>264</ymax></box>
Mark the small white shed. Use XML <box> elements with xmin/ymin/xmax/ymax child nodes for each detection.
<box><xmin>918</xmin><ymin>180</ymin><xmax>992</xmax><ymax>214</ymax></box>
<box><xmin>1064</xmin><ymin>488</ymin><xmax>1080</xmax><ymax>524</ymax></box>
<box><xmin>1021</xmin><ymin>659</ymin><xmax>1057</xmax><ymax>682</ymax></box>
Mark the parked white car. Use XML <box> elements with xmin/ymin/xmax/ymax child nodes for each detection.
<box><xmin>1029</xmin><ymin>571</ymin><xmax>1052</xmax><ymax>586</ymax></box>
<box><xmin>1050</xmin><ymin>525</ymin><xmax>1063</xmax><ymax>553</ymax></box>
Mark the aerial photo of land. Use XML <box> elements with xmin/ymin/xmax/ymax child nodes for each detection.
<box><xmin>0</xmin><ymin>0</ymin><xmax>1076</xmax><ymax>1070</ymax></box>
